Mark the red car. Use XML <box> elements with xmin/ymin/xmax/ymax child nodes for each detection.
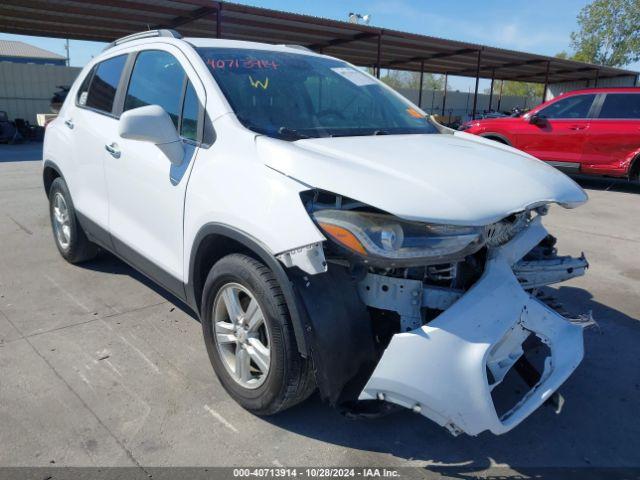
<box><xmin>460</xmin><ymin>87</ymin><xmax>640</xmax><ymax>181</ymax></box>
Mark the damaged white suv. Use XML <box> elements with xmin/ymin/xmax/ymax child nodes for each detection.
<box><xmin>43</xmin><ymin>30</ymin><xmax>590</xmax><ymax>436</ymax></box>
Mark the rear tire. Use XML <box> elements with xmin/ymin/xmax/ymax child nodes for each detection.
<box><xmin>201</xmin><ymin>253</ymin><xmax>315</xmax><ymax>415</ymax></box>
<box><xmin>48</xmin><ymin>177</ymin><xmax>99</xmax><ymax>264</ymax></box>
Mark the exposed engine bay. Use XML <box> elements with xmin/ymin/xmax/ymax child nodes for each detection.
<box><xmin>280</xmin><ymin>190</ymin><xmax>589</xmax><ymax>436</ymax></box>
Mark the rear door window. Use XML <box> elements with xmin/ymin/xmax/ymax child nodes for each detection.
<box><xmin>84</xmin><ymin>55</ymin><xmax>127</xmax><ymax>114</ymax></box>
<box><xmin>538</xmin><ymin>94</ymin><xmax>596</xmax><ymax>119</ymax></box>
<box><xmin>598</xmin><ymin>93</ymin><xmax>640</xmax><ymax>119</ymax></box>
<box><xmin>124</xmin><ymin>50</ymin><xmax>186</xmax><ymax>130</ymax></box>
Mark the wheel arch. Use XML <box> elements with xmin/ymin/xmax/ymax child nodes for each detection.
<box><xmin>43</xmin><ymin>159</ymin><xmax>63</xmax><ymax>197</ymax></box>
<box><xmin>479</xmin><ymin>133</ymin><xmax>512</xmax><ymax>146</ymax></box>
<box><xmin>186</xmin><ymin>223</ymin><xmax>309</xmax><ymax>356</ymax></box>
<box><xmin>629</xmin><ymin>152</ymin><xmax>640</xmax><ymax>181</ymax></box>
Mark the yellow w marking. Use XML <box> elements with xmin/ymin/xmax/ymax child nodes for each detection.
<box><xmin>249</xmin><ymin>76</ymin><xmax>269</xmax><ymax>89</ymax></box>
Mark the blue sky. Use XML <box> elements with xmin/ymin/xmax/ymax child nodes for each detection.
<box><xmin>1</xmin><ymin>0</ymin><xmax>637</xmax><ymax>91</ymax></box>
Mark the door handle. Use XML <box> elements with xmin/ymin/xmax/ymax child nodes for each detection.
<box><xmin>64</xmin><ymin>119</ymin><xmax>74</xmax><ymax>129</ymax></box>
<box><xmin>105</xmin><ymin>143</ymin><xmax>121</xmax><ymax>159</ymax></box>
<box><xmin>569</xmin><ymin>125</ymin><xmax>587</xmax><ymax>130</ymax></box>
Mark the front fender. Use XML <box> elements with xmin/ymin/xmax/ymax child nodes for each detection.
<box><xmin>186</xmin><ymin>223</ymin><xmax>312</xmax><ymax>357</ymax></box>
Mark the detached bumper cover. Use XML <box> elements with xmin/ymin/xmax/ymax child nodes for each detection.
<box><xmin>359</xmin><ymin>216</ymin><xmax>585</xmax><ymax>436</ymax></box>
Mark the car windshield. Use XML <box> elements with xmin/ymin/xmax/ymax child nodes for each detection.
<box><xmin>197</xmin><ymin>48</ymin><xmax>439</xmax><ymax>140</ymax></box>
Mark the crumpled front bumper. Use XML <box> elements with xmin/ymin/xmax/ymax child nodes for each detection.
<box><xmin>359</xmin><ymin>216</ymin><xmax>585</xmax><ymax>436</ymax></box>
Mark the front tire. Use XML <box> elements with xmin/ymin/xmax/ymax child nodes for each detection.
<box><xmin>201</xmin><ymin>254</ymin><xmax>315</xmax><ymax>415</ymax></box>
<box><xmin>48</xmin><ymin>177</ymin><xmax>98</xmax><ymax>264</ymax></box>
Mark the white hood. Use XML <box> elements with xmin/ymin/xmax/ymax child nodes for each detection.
<box><xmin>257</xmin><ymin>132</ymin><xmax>587</xmax><ymax>226</ymax></box>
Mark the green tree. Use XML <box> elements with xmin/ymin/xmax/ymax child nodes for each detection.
<box><xmin>486</xmin><ymin>81</ymin><xmax>543</xmax><ymax>102</ymax></box>
<box><xmin>408</xmin><ymin>72</ymin><xmax>445</xmax><ymax>91</ymax></box>
<box><xmin>379</xmin><ymin>70</ymin><xmax>406</xmax><ymax>90</ymax></box>
<box><xmin>380</xmin><ymin>70</ymin><xmax>445</xmax><ymax>91</ymax></box>
<box><xmin>502</xmin><ymin>81</ymin><xmax>544</xmax><ymax>99</ymax></box>
<box><xmin>570</xmin><ymin>0</ymin><xmax>640</xmax><ymax>66</ymax></box>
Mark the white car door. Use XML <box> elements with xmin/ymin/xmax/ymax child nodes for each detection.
<box><xmin>66</xmin><ymin>54</ymin><xmax>128</xmax><ymax>235</ymax></box>
<box><xmin>103</xmin><ymin>46</ymin><xmax>206</xmax><ymax>296</ymax></box>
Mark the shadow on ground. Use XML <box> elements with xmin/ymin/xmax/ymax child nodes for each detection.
<box><xmin>77</xmin><ymin>251</ymin><xmax>640</xmax><ymax>472</ymax></box>
<box><xmin>80</xmin><ymin>251</ymin><xmax>198</xmax><ymax>321</ymax></box>
<box><xmin>0</xmin><ymin>142</ymin><xmax>43</xmax><ymax>163</ymax></box>
<box><xmin>571</xmin><ymin>174</ymin><xmax>640</xmax><ymax>194</ymax></box>
<box><xmin>260</xmin><ymin>285</ymin><xmax>640</xmax><ymax>473</ymax></box>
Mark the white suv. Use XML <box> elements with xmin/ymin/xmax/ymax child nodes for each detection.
<box><xmin>44</xmin><ymin>30</ymin><xmax>590</xmax><ymax>436</ymax></box>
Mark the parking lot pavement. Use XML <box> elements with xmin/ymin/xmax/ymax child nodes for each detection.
<box><xmin>1</xmin><ymin>144</ymin><xmax>639</xmax><ymax>473</ymax></box>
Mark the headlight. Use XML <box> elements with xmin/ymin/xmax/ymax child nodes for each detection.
<box><xmin>312</xmin><ymin>209</ymin><xmax>484</xmax><ymax>266</ymax></box>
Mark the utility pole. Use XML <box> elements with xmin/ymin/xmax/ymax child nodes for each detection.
<box><xmin>65</xmin><ymin>39</ymin><xmax>70</xmax><ymax>66</ymax></box>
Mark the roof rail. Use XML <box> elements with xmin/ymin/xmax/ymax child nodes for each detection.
<box><xmin>103</xmin><ymin>29</ymin><xmax>183</xmax><ymax>51</ymax></box>
<box><xmin>281</xmin><ymin>44</ymin><xmax>313</xmax><ymax>52</ymax></box>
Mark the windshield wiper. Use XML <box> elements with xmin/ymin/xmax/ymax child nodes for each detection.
<box><xmin>278</xmin><ymin>127</ymin><xmax>311</xmax><ymax>140</ymax></box>
<box><xmin>330</xmin><ymin>129</ymin><xmax>391</xmax><ymax>138</ymax></box>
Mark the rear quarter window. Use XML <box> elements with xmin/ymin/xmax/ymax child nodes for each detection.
<box><xmin>598</xmin><ymin>93</ymin><xmax>640</xmax><ymax>119</ymax></box>
<box><xmin>76</xmin><ymin>66</ymin><xmax>96</xmax><ymax>107</ymax></box>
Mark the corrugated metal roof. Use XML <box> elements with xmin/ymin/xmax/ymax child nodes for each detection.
<box><xmin>0</xmin><ymin>0</ymin><xmax>636</xmax><ymax>85</ymax></box>
<box><xmin>0</xmin><ymin>40</ymin><xmax>66</xmax><ymax>60</ymax></box>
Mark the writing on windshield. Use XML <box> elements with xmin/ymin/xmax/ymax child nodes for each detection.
<box><xmin>198</xmin><ymin>48</ymin><xmax>439</xmax><ymax>140</ymax></box>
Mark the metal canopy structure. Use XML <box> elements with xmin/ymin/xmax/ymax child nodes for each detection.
<box><xmin>1</xmin><ymin>0</ymin><xmax>637</xmax><ymax>116</ymax></box>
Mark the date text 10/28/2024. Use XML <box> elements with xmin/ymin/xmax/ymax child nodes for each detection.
<box><xmin>232</xmin><ymin>468</ymin><xmax>401</xmax><ymax>478</ymax></box>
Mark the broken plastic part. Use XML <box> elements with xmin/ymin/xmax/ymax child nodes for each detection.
<box><xmin>357</xmin><ymin>273</ymin><xmax>462</xmax><ymax>331</ymax></box>
<box><xmin>569</xmin><ymin>311</ymin><xmax>598</xmax><ymax>330</ymax></box>
<box><xmin>276</xmin><ymin>242</ymin><xmax>328</xmax><ymax>275</ymax></box>
<box><xmin>514</xmin><ymin>253</ymin><xmax>588</xmax><ymax>289</ymax></box>
<box><xmin>359</xmin><ymin>216</ymin><xmax>585</xmax><ymax>436</ymax></box>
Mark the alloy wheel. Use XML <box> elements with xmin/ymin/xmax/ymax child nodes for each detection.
<box><xmin>52</xmin><ymin>192</ymin><xmax>71</xmax><ymax>250</ymax></box>
<box><xmin>212</xmin><ymin>283</ymin><xmax>271</xmax><ymax>389</ymax></box>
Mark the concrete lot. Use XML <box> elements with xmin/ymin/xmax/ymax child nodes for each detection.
<box><xmin>0</xmin><ymin>143</ymin><xmax>639</xmax><ymax>473</ymax></box>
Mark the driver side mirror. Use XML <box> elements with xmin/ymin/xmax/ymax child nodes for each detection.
<box><xmin>529</xmin><ymin>114</ymin><xmax>547</xmax><ymax>126</ymax></box>
<box><xmin>119</xmin><ymin>105</ymin><xmax>184</xmax><ymax>165</ymax></box>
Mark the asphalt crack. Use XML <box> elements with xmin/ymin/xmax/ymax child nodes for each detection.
<box><xmin>7</xmin><ymin>214</ymin><xmax>33</xmax><ymax>235</ymax></box>
<box><xmin>0</xmin><ymin>309</ymin><xmax>149</xmax><ymax>473</ymax></box>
